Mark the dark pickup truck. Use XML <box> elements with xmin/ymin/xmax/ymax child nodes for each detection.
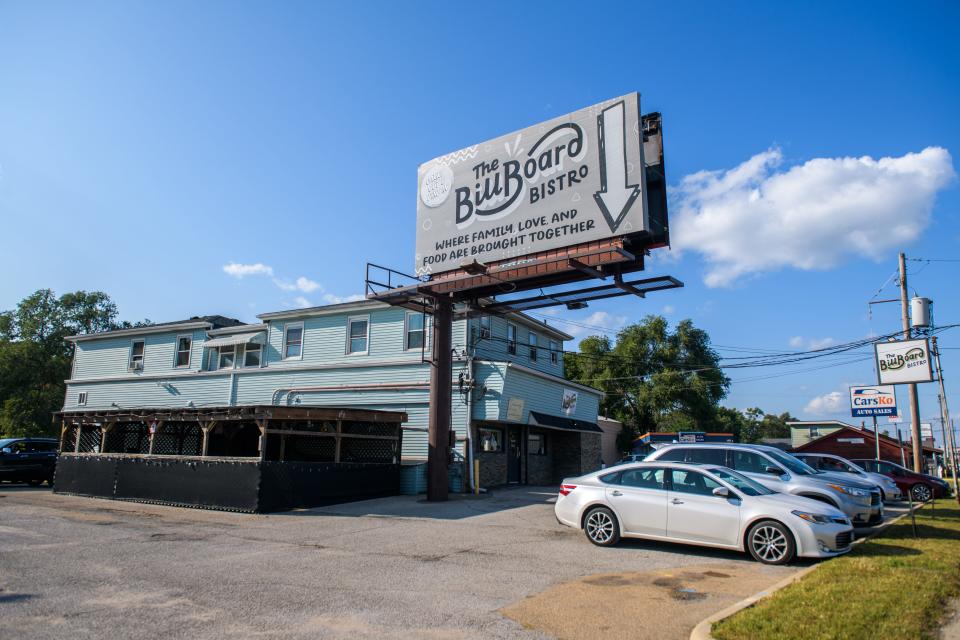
<box><xmin>0</xmin><ymin>437</ymin><xmax>59</xmax><ymax>486</ymax></box>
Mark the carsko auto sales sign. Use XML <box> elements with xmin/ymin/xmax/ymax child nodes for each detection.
<box><xmin>874</xmin><ymin>338</ymin><xmax>934</xmax><ymax>385</ymax></box>
<box><xmin>415</xmin><ymin>93</ymin><xmax>648</xmax><ymax>275</ymax></box>
<box><xmin>849</xmin><ymin>385</ymin><xmax>898</xmax><ymax>417</ymax></box>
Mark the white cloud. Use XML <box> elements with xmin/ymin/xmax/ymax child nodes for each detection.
<box><xmin>321</xmin><ymin>293</ymin><xmax>365</xmax><ymax>305</ymax></box>
<box><xmin>292</xmin><ymin>296</ymin><xmax>312</xmax><ymax>308</ymax></box>
<box><xmin>673</xmin><ymin>147</ymin><xmax>955</xmax><ymax>287</ymax></box>
<box><xmin>804</xmin><ymin>391</ymin><xmax>845</xmax><ymax>416</ymax></box>
<box><xmin>563</xmin><ymin>310</ymin><xmax>628</xmax><ymax>338</ymax></box>
<box><xmin>790</xmin><ymin>336</ymin><xmax>835</xmax><ymax>350</ymax></box>
<box><xmin>222</xmin><ymin>262</ymin><xmax>274</xmax><ymax>278</ymax></box>
<box><xmin>274</xmin><ymin>276</ymin><xmax>321</xmax><ymax>293</ymax></box>
<box><xmin>662</xmin><ymin>305</ymin><xmax>675</xmax><ymax>315</ymax></box>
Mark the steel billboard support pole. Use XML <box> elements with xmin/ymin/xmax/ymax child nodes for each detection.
<box><xmin>427</xmin><ymin>295</ymin><xmax>452</xmax><ymax>502</ymax></box>
<box><xmin>899</xmin><ymin>252</ymin><xmax>923</xmax><ymax>472</ymax></box>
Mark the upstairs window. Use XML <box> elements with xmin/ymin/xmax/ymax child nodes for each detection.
<box><xmin>549</xmin><ymin>340</ymin><xmax>559</xmax><ymax>365</ymax></box>
<box><xmin>219</xmin><ymin>345</ymin><xmax>235</xmax><ymax>370</ymax></box>
<box><xmin>406</xmin><ymin>312</ymin><xmax>425</xmax><ymax>350</ymax></box>
<box><xmin>174</xmin><ymin>335</ymin><xmax>192</xmax><ymax>368</ymax></box>
<box><xmin>529</xmin><ymin>332</ymin><xmax>538</xmax><ymax>362</ymax></box>
<box><xmin>507</xmin><ymin>324</ymin><xmax>517</xmax><ymax>355</ymax></box>
<box><xmin>78</xmin><ymin>392</ymin><xmax>88</xmax><ymax>406</ymax></box>
<box><xmin>244</xmin><ymin>342</ymin><xmax>262</xmax><ymax>368</ymax></box>
<box><xmin>283</xmin><ymin>322</ymin><xmax>304</xmax><ymax>360</ymax></box>
<box><xmin>347</xmin><ymin>316</ymin><xmax>369</xmax><ymax>354</ymax></box>
<box><xmin>478</xmin><ymin>315</ymin><xmax>492</xmax><ymax>339</ymax></box>
<box><xmin>128</xmin><ymin>340</ymin><xmax>145</xmax><ymax>371</ymax></box>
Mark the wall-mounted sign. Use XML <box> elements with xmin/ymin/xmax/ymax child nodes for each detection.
<box><xmin>678</xmin><ymin>432</ymin><xmax>705</xmax><ymax>443</ymax></box>
<box><xmin>415</xmin><ymin>93</ymin><xmax>648</xmax><ymax>275</ymax></box>
<box><xmin>506</xmin><ymin>397</ymin><xmax>525</xmax><ymax>422</ymax></box>
<box><xmin>888</xmin><ymin>415</ymin><xmax>902</xmax><ymax>423</ymax></box>
<box><xmin>849</xmin><ymin>385</ymin><xmax>898</xmax><ymax>417</ymax></box>
<box><xmin>561</xmin><ymin>389</ymin><xmax>578</xmax><ymax>415</ymax></box>
<box><xmin>874</xmin><ymin>338</ymin><xmax>933</xmax><ymax>385</ymax></box>
<box><xmin>837</xmin><ymin>437</ymin><xmax>866</xmax><ymax>444</ymax></box>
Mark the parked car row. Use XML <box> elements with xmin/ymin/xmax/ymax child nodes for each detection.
<box><xmin>556</xmin><ymin>442</ymin><xmax>946</xmax><ymax>565</ymax></box>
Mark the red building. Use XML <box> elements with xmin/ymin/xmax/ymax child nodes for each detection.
<box><xmin>792</xmin><ymin>424</ymin><xmax>942</xmax><ymax>472</ymax></box>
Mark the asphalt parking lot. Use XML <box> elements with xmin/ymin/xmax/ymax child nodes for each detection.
<box><xmin>0</xmin><ymin>486</ymin><xmax>906</xmax><ymax>640</ymax></box>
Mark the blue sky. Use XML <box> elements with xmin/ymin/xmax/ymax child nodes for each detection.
<box><xmin>1</xmin><ymin>1</ymin><xmax>958</xmax><ymax>432</ymax></box>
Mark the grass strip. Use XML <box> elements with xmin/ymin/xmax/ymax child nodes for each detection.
<box><xmin>713</xmin><ymin>501</ymin><xmax>960</xmax><ymax>640</ymax></box>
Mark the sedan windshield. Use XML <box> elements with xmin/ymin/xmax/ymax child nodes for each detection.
<box><xmin>709</xmin><ymin>468</ymin><xmax>775</xmax><ymax>496</ymax></box>
<box><xmin>766</xmin><ymin>450</ymin><xmax>817</xmax><ymax>476</ymax></box>
<box><xmin>0</xmin><ymin>438</ymin><xmax>18</xmax><ymax>449</ymax></box>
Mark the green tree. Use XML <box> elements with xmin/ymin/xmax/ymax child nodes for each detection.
<box><xmin>0</xmin><ymin>289</ymin><xmax>133</xmax><ymax>438</ymax></box>
<box><xmin>564</xmin><ymin>315</ymin><xmax>730</xmax><ymax>454</ymax></box>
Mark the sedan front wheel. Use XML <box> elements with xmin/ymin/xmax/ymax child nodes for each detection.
<box><xmin>583</xmin><ymin>507</ymin><xmax>621</xmax><ymax>547</ymax></box>
<box><xmin>746</xmin><ymin>520</ymin><xmax>795</xmax><ymax>565</ymax></box>
<box><xmin>912</xmin><ymin>483</ymin><xmax>932</xmax><ymax>502</ymax></box>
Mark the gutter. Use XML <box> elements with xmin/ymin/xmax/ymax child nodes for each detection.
<box><xmin>271</xmin><ymin>382</ymin><xmax>430</xmax><ymax>405</ymax></box>
<box><xmin>67</xmin><ymin>321</ymin><xmax>212</xmax><ymax>342</ymax></box>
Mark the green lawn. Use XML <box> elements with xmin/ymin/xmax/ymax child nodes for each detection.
<box><xmin>713</xmin><ymin>502</ymin><xmax>960</xmax><ymax>640</ymax></box>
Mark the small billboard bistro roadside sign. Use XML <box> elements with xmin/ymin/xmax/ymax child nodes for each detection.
<box><xmin>874</xmin><ymin>338</ymin><xmax>933</xmax><ymax>385</ymax></box>
<box><xmin>561</xmin><ymin>389</ymin><xmax>578</xmax><ymax>415</ymax></box>
<box><xmin>849</xmin><ymin>385</ymin><xmax>898</xmax><ymax>417</ymax></box>
<box><xmin>415</xmin><ymin>93</ymin><xmax>648</xmax><ymax>275</ymax></box>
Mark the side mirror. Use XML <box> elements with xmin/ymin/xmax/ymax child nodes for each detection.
<box><xmin>1</xmin><ymin>447</ymin><xmax>11</xmax><ymax>454</ymax></box>
<box><xmin>765</xmin><ymin>466</ymin><xmax>784</xmax><ymax>476</ymax></box>
<box><xmin>712</xmin><ymin>486</ymin><xmax>730</xmax><ymax>498</ymax></box>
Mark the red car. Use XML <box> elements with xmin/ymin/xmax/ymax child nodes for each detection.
<box><xmin>851</xmin><ymin>459</ymin><xmax>950</xmax><ymax>502</ymax></box>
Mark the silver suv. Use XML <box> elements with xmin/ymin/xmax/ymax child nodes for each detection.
<box><xmin>646</xmin><ymin>443</ymin><xmax>883</xmax><ymax>526</ymax></box>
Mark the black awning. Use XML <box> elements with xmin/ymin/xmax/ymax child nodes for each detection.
<box><xmin>528</xmin><ymin>411</ymin><xmax>602</xmax><ymax>434</ymax></box>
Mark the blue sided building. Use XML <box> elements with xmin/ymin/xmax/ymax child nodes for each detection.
<box><xmin>59</xmin><ymin>300</ymin><xmax>604</xmax><ymax>502</ymax></box>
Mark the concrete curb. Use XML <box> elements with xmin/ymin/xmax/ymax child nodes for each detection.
<box><xmin>688</xmin><ymin>504</ymin><xmax>924</xmax><ymax>640</ymax></box>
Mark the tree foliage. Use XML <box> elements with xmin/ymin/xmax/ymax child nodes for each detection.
<box><xmin>0</xmin><ymin>289</ymin><xmax>145</xmax><ymax>437</ymax></box>
<box><xmin>564</xmin><ymin>315</ymin><xmax>731</xmax><ymax>452</ymax></box>
<box><xmin>564</xmin><ymin>315</ymin><xmax>797</xmax><ymax>454</ymax></box>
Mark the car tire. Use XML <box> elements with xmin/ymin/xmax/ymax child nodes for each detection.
<box><xmin>912</xmin><ymin>483</ymin><xmax>932</xmax><ymax>502</ymax></box>
<box><xmin>583</xmin><ymin>507</ymin><xmax>620</xmax><ymax>547</ymax></box>
<box><xmin>746</xmin><ymin>520</ymin><xmax>795</xmax><ymax>565</ymax></box>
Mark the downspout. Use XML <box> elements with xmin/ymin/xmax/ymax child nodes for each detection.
<box><xmin>465</xmin><ymin>319</ymin><xmax>476</xmax><ymax>493</ymax></box>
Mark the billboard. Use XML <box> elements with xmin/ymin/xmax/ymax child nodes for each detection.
<box><xmin>849</xmin><ymin>385</ymin><xmax>898</xmax><ymax>417</ymax></box>
<box><xmin>875</xmin><ymin>338</ymin><xmax>934</xmax><ymax>384</ymax></box>
<box><xmin>415</xmin><ymin>93</ymin><xmax>648</xmax><ymax>275</ymax></box>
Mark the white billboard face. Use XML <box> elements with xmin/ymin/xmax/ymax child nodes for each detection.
<box><xmin>415</xmin><ymin>93</ymin><xmax>647</xmax><ymax>275</ymax></box>
<box><xmin>849</xmin><ymin>385</ymin><xmax>898</xmax><ymax>417</ymax></box>
<box><xmin>875</xmin><ymin>338</ymin><xmax>933</xmax><ymax>384</ymax></box>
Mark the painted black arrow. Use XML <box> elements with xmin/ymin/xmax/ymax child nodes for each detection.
<box><xmin>593</xmin><ymin>100</ymin><xmax>641</xmax><ymax>233</ymax></box>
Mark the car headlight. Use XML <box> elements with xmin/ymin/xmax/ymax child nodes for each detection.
<box><xmin>792</xmin><ymin>510</ymin><xmax>833</xmax><ymax>525</ymax></box>
<box><xmin>828</xmin><ymin>483</ymin><xmax>871</xmax><ymax>498</ymax></box>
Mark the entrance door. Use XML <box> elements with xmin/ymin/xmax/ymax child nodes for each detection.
<box><xmin>507</xmin><ymin>427</ymin><xmax>522</xmax><ymax>483</ymax></box>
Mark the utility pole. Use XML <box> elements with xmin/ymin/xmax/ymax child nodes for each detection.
<box><xmin>932</xmin><ymin>336</ymin><xmax>960</xmax><ymax>502</ymax></box>
<box><xmin>899</xmin><ymin>252</ymin><xmax>923</xmax><ymax>472</ymax></box>
<box><xmin>872</xmin><ymin>415</ymin><xmax>880</xmax><ymax>461</ymax></box>
<box><xmin>427</xmin><ymin>295</ymin><xmax>452</xmax><ymax>501</ymax></box>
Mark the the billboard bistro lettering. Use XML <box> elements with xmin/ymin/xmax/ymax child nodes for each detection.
<box><xmin>849</xmin><ymin>385</ymin><xmax>898</xmax><ymax>417</ymax></box>
<box><xmin>874</xmin><ymin>339</ymin><xmax>933</xmax><ymax>385</ymax></box>
<box><xmin>415</xmin><ymin>93</ymin><xmax>648</xmax><ymax>275</ymax></box>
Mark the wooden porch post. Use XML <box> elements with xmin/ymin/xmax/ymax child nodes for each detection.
<box><xmin>200</xmin><ymin>421</ymin><xmax>217</xmax><ymax>457</ymax></box>
<box><xmin>147</xmin><ymin>421</ymin><xmax>163</xmax><ymax>455</ymax></box>
<box><xmin>256</xmin><ymin>418</ymin><xmax>268</xmax><ymax>461</ymax></box>
<box><xmin>100</xmin><ymin>422</ymin><xmax>116</xmax><ymax>454</ymax></box>
<box><xmin>74</xmin><ymin>422</ymin><xmax>82</xmax><ymax>453</ymax></box>
<box><xmin>59</xmin><ymin>419</ymin><xmax>68</xmax><ymax>452</ymax></box>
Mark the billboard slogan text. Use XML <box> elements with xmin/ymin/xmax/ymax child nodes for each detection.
<box><xmin>415</xmin><ymin>93</ymin><xmax>648</xmax><ymax>274</ymax></box>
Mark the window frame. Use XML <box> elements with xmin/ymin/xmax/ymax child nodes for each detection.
<box><xmin>478</xmin><ymin>427</ymin><xmax>504</xmax><ymax>453</ymax></box>
<box><xmin>478</xmin><ymin>315</ymin><xmax>492</xmax><ymax>339</ymax></box>
<box><xmin>549</xmin><ymin>340</ymin><xmax>559</xmax><ymax>365</ymax></box>
<box><xmin>529</xmin><ymin>332</ymin><xmax>538</xmax><ymax>362</ymax></box>
<box><xmin>173</xmin><ymin>334</ymin><xmax>193</xmax><ymax>369</ymax></box>
<box><xmin>244</xmin><ymin>341</ymin><xmax>262</xmax><ymax>368</ymax></box>
<box><xmin>128</xmin><ymin>339</ymin><xmax>146</xmax><ymax>371</ymax></box>
<box><xmin>218</xmin><ymin>344</ymin><xmax>236</xmax><ymax>370</ymax></box>
<box><xmin>346</xmin><ymin>315</ymin><xmax>370</xmax><ymax>355</ymax></box>
<box><xmin>282</xmin><ymin>321</ymin><xmax>305</xmax><ymax>361</ymax></box>
<box><xmin>507</xmin><ymin>323</ymin><xmax>517</xmax><ymax>355</ymax></box>
<box><xmin>668</xmin><ymin>468</ymin><xmax>724</xmax><ymax>497</ymax></box>
<box><xmin>77</xmin><ymin>391</ymin><xmax>88</xmax><ymax>406</ymax></box>
<box><xmin>528</xmin><ymin>431</ymin><xmax>547</xmax><ymax>456</ymax></box>
<box><xmin>404</xmin><ymin>311</ymin><xmax>426</xmax><ymax>351</ymax></box>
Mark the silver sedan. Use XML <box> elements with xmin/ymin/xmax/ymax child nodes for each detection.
<box><xmin>555</xmin><ymin>462</ymin><xmax>854</xmax><ymax>564</ymax></box>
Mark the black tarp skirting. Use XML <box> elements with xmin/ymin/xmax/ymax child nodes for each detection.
<box><xmin>53</xmin><ymin>454</ymin><xmax>400</xmax><ymax>513</ymax></box>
